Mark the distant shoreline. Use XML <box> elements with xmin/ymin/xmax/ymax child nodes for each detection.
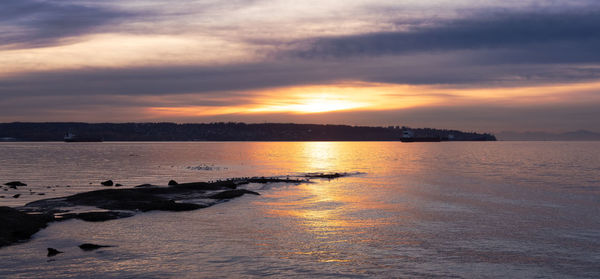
<box><xmin>0</xmin><ymin>122</ymin><xmax>496</xmax><ymax>142</ymax></box>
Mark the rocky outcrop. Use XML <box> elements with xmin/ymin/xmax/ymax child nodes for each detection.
<box><xmin>0</xmin><ymin>175</ymin><xmax>329</xmax><ymax>248</ymax></box>
<box><xmin>79</xmin><ymin>243</ymin><xmax>112</xmax><ymax>251</ymax></box>
<box><xmin>58</xmin><ymin>211</ymin><xmax>135</xmax><ymax>222</ymax></box>
<box><xmin>0</xmin><ymin>207</ymin><xmax>53</xmax><ymax>248</ymax></box>
<box><xmin>304</xmin><ymin>172</ymin><xmax>348</xmax><ymax>179</ymax></box>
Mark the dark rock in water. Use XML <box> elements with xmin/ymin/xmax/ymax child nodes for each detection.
<box><xmin>101</xmin><ymin>180</ymin><xmax>113</xmax><ymax>186</ymax></box>
<box><xmin>5</xmin><ymin>181</ymin><xmax>27</xmax><ymax>187</ymax></box>
<box><xmin>115</xmin><ymin>183</ymin><xmax>123</xmax><ymax>187</ymax></box>
<box><xmin>304</xmin><ymin>172</ymin><xmax>347</xmax><ymax>179</ymax></box>
<box><xmin>38</xmin><ymin>193</ymin><xmax>45</xmax><ymax>195</ymax></box>
<box><xmin>60</xmin><ymin>211</ymin><xmax>135</xmax><ymax>222</ymax></box>
<box><xmin>0</xmin><ymin>207</ymin><xmax>53</xmax><ymax>247</ymax></box>
<box><xmin>12</xmin><ymin>176</ymin><xmax>337</xmax><ymax>246</ymax></box>
<box><xmin>134</xmin><ymin>184</ymin><xmax>156</xmax><ymax>188</ymax></box>
<box><xmin>0</xmin><ymin>196</ymin><xmax>4</xmax><ymax>198</ymax></box>
<box><xmin>209</xmin><ymin>189</ymin><xmax>260</xmax><ymax>199</ymax></box>
<box><xmin>77</xmin><ymin>211</ymin><xmax>133</xmax><ymax>222</ymax></box>
<box><xmin>79</xmin><ymin>243</ymin><xmax>112</xmax><ymax>251</ymax></box>
<box><xmin>13</xmin><ymin>194</ymin><xmax>20</xmax><ymax>198</ymax></box>
<box><xmin>25</xmin><ymin>189</ymin><xmax>208</xmax><ymax>213</ymax></box>
<box><xmin>174</xmin><ymin>180</ymin><xmax>237</xmax><ymax>190</ymax></box>
<box><xmin>168</xmin><ymin>180</ymin><xmax>178</xmax><ymax>186</ymax></box>
<box><xmin>47</xmin><ymin>248</ymin><xmax>63</xmax><ymax>257</ymax></box>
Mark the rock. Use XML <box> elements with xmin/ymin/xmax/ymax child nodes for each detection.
<box><xmin>168</xmin><ymin>180</ymin><xmax>178</xmax><ymax>186</ymax></box>
<box><xmin>209</xmin><ymin>189</ymin><xmax>260</xmax><ymax>199</ymax></box>
<box><xmin>79</xmin><ymin>243</ymin><xmax>112</xmax><ymax>251</ymax></box>
<box><xmin>115</xmin><ymin>183</ymin><xmax>123</xmax><ymax>187</ymax></box>
<box><xmin>13</xmin><ymin>194</ymin><xmax>20</xmax><ymax>198</ymax></box>
<box><xmin>26</xmin><ymin>188</ymin><xmax>207</xmax><ymax>213</ymax></box>
<box><xmin>0</xmin><ymin>196</ymin><xmax>4</xmax><ymax>198</ymax></box>
<box><xmin>38</xmin><ymin>193</ymin><xmax>45</xmax><ymax>195</ymax></box>
<box><xmin>304</xmin><ymin>172</ymin><xmax>347</xmax><ymax>179</ymax></box>
<box><xmin>77</xmin><ymin>211</ymin><xmax>133</xmax><ymax>222</ymax></box>
<box><xmin>6</xmin><ymin>175</ymin><xmax>343</xmax><ymax>247</ymax></box>
<box><xmin>100</xmin><ymin>180</ymin><xmax>113</xmax><ymax>186</ymax></box>
<box><xmin>174</xmin><ymin>181</ymin><xmax>237</xmax><ymax>190</ymax></box>
<box><xmin>5</xmin><ymin>181</ymin><xmax>27</xmax><ymax>187</ymax></box>
<box><xmin>134</xmin><ymin>184</ymin><xmax>155</xmax><ymax>188</ymax></box>
<box><xmin>47</xmin><ymin>248</ymin><xmax>63</xmax><ymax>257</ymax></box>
<box><xmin>0</xmin><ymin>207</ymin><xmax>53</xmax><ymax>247</ymax></box>
<box><xmin>59</xmin><ymin>211</ymin><xmax>135</xmax><ymax>222</ymax></box>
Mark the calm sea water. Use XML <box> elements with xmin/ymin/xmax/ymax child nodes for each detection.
<box><xmin>0</xmin><ymin>142</ymin><xmax>599</xmax><ymax>278</ymax></box>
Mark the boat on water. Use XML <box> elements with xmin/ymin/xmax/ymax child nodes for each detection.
<box><xmin>64</xmin><ymin>132</ymin><xmax>103</xmax><ymax>142</ymax></box>
<box><xmin>401</xmin><ymin>129</ymin><xmax>442</xmax><ymax>142</ymax></box>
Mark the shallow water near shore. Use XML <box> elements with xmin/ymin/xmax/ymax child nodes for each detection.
<box><xmin>1</xmin><ymin>141</ymin><xmax>599</xmax><ymax>278</ymax></box>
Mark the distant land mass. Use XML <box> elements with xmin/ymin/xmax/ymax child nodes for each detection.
<box><xmin>0</xmin><ymin>122</ymin><xmax>495</xmax><ymax>142</ymax></box>
<box><xmin>497</xmin><ymin>130</ymin><xmax>600</xmax><ymax>141</ymax></box>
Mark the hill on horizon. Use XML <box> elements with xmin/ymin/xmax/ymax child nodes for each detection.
<box><xmin>0</xmin><ymin>122</ymin><xmax>496</xmax><ymax>142</ymax></box>
<box><xmin>497</xmin><ymin>130</ymin><xmax>600</xmax><ymax>141</ymax></box>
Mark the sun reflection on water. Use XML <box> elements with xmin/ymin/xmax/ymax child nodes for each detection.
<box><xmin>257</xmin><ymin>142</ymin><xmax>404</xmax><ymax>264</ymax></box>
<box><xmin>299</xmin><ymin>141</ymin><xmax>344</xmax><ymax>171</ymax></box>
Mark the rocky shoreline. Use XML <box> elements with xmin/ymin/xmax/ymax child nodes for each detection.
<box><xmin>0</xmin><ymin>174</ymin><xmax>349</xmax><ymax>248</ymax></box>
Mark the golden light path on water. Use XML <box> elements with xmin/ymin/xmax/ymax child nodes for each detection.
<box><xmin>254</xmin><ymin>142</ymin><xmax>415</xmax><ymax>264</ymax></box>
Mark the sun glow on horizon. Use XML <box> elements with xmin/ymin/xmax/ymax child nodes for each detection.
<box><xmin>248</xmin><ymin>94</ymin><xmax>365</xmax><ymax>114</ymax></box>
<box><xmin>143</xmin><ymin>80</ymin><xmax>600</xmax><ymax>121</ymax></box>
<box><xmin>246</xmin><ymin>83</ymin><xmax>434</xmax><ymax>114</ymax></box>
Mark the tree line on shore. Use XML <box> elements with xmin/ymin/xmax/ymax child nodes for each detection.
<box><xmin>0</xmin><ymin>122</ymin><xmax>496</xmax><ymax>141</ymax></box>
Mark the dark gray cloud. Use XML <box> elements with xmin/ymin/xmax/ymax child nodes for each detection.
<box><xmin>0</xmin><ymin>0</ymin><xmax>131</xmax><ymax>49</ymax></box>
<box><xmin>0</xmin><ymin>62</ymin><xmax>337</xmax><ymax>97</ymax></box>
<box><xmin>294</xmin><ymin>10</ymin><xmax>600</xmax><ymax>64</ymax></box>
<box><xmin>3</xmin><ymin>56</ymin><xmax>600</xmax><ymax>100</ymax></box>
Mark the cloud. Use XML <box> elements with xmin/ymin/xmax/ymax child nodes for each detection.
<box><xmin>0</xmin><ymin>0</ymin><xmax>131</xmax><ymax>49</ymax></box>
<box><xmin>3</xmin><ymin>55</ymin><xmax>600</xmax><ymax>103</ymax></box>
<box><xmin>2</xmin><ymin>1</ymin><xmax>600</xmax><ymax>132</ymax></box>
<box><xmin>293</xmin><ymin>9</ymin><xmax>600</xmax><ymax>64</ymax></box>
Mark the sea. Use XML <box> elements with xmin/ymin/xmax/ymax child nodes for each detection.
<box><xmin>0</xmin><ymin>141</ymin><xmax>599</xmax><ymax>278</ymax></box>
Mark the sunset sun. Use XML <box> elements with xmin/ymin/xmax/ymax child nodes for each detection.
<box><xmin>250</xmin><ymin>94</ymin><xmax>366</xmax><ymax>114</ymax></box>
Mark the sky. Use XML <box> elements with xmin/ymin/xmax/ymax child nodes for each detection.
<box><xmin>1</xmin><ymin>0</ymin><xmax>600</xmax><ymax>133</ymax></box>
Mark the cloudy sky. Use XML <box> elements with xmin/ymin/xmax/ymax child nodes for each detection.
<box><xmin>2</xmin><ymin>0</ymin><xmax>600</xmax><ymax>132</ymax></box>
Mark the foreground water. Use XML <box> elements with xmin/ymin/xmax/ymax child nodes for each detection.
<box><xmin>0</xmin><ymin>142</ymin><xmax>599</xmax><ymax>278</ymax></box>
